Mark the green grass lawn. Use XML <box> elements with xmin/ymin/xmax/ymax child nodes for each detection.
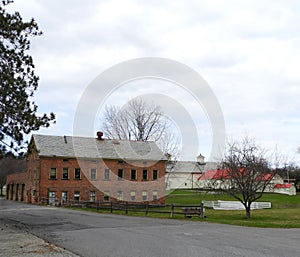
<box><xmin>164</xmin><ymin>190</ymin><xmax>300</xmax><ymax>228</ymax></box>
<box><xmin>65</xmin><ymin>190</ymin><xmax>300</xmax><ymax>228</ymax></box>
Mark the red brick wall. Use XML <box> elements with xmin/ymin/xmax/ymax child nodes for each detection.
<box><xmin>26</xmin><ymin>143</ymin><xmax>41</xmax><ymax>203</ymax></box>
<box><xmin>7</xmin><ymin>140</ymin><xmax>166</xmax><ymax>205</ymax></box>
<box><xmin>6</xmin><ymin>172</ymin><xmax>27</xmax><ymax>202</ymax></box>
<box><xmin>38</xmin><ymin>157</ymin><xmax>166</xmax><ymax>204</ymax></box>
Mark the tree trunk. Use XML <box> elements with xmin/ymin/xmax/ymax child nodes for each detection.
<box><xmin>0</xmin><ymin>186</ymin><xmax>3</xmax><ymax>196</ymax></box>
<box><xmin>245</xmin><ymin>205</ymin><xmax>251</xmax><ymax>219</ymax></box>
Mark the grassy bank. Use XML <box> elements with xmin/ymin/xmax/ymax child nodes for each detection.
<box><xmin>65</xmin><ymin>190</ymin><xmax>300</xmax><ymax>228</ymax></box>
<box><xmin>165</xmin><ymin>190</ymin><xmax>300</xmax><ymax>228</ymax></box>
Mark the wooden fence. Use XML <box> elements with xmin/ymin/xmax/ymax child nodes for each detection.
<box><xmin>40</xmin><ymin>197</ymin><xmax>205</xmax><ymax>218</ymax></box>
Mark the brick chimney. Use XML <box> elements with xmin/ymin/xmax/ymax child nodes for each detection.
<box><xmin>97</xmin><ymin>131</ymin><xmax>104</xmax><ymax>140</ymax></box>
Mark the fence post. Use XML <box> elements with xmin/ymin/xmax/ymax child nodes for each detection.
<box><xmin>110</xmin><ymin>201</ymin><xmax>113</xmax><ymax>213</ymax></box>
<box><xmin>145</xmin><ymin>202</ymin><xmax>149</xmax><ymax>216</ymax></box>
<box><xmin>170</xmin><ymin>203</ymin><xmax>174</xmax><ymax>218</ymax></box>
<box><xmin>200</xmin><ymin>202</ymin><xmax>204</xmax><ymax>218</ymax></box>
<box><xmin>96</xmin><ymin>201</ymin><xmax>100</xmax><ymax>210</ymax></box>
<box><xmin>125</xmin><ymin>202</ymin><xmax>128</xmax><ymax>215</ymax></box>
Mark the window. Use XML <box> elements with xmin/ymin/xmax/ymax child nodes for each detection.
<box><xmin>153</xmin><ymin>170</ymin><xmax>158</xmax><ymax>180</ymax></box>
<box><xmin>63</xmin><ymin>159</ymin><xmax>69</xmax><ymax>162</ymax></box>
<box><xmin>50</xmin><ymin>168</ymin><xmax>57</xmax><ymax>180</ymax></box>
<box><xmin>130</xmin><ymin>191</ymin><xmax>136</xmax><ymax>201</ymax></box>
<box><xmin>90</xmin><ymin>191</ymin><xmax>96</xmax><ymax>202</ymax></box>
<box><xmin>74</xmin><ymin>191</ymin><xmax>80</xmax><ymax>202</ymax></box>
<box><xmin>74</xmin><ymin>168</ymin><xmax>81</xmax><ymax>180</ymax></box>
<box><xmin>117</xmin><ymin>191</ymin><xmax>123</xmax><ymax>201</ymax></box>
<box><xmin>142</xmin><ymin>191</ymin><xmax>148</xmax><ymax>201</ymax></box>
<box><xmin>118</xmin><ymin>169</ymin><xmax>123</xmax><ymax>180</ymax></box>
<box><xmin>91</xmin><ymin>168</ymin><xmax>96</xmax><ymax>180</ymax></box>
<box><xmin>142</xmin><ymin>170</ymin><xmax>148</xmax><ymax>180</ymax></box>
<box><xmin>104</xmin><ymin>169</ymin><xmax>110</xmax><ymax>180</ymax></box>
<box><xmin>131</xmin><ymin>170</ymin><xmax>137</xmax><ymax>180</ymax></box>
<box><xmin>62</xmin><ymin>192</ymin><xmax>68</xmax><ymax>203</ymax></box>
<box><xmin>62</xmin><ymin>168</ymin><xmax>69</xmax><ymax>180</ymax></box>
<box><xmin>152</xmin><ymin>191</ymin><xmax>158</xmax><ymax>201</ymax></box>
<box><xmin>48</xmin><ymin>191</ymin><xmax>56</xmax><ymax>206</ymax></box>
<box><xmin>104</xmin><ymin>191</ymin><xmax>110</xmax><ymax>202</ymax></box>
<box><xmin>118</xmin><ymin>160</ymin><xmax>124</xmax><ymax>164</ymax></box>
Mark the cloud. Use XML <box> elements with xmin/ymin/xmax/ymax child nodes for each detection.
<box><xmin>5</xmin><ymin>0</ymin><xmax>300</xmax><ymax>163</ymax></box>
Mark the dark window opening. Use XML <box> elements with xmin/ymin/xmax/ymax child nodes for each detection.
<box><xmin>74</xmin><ymin>168</ymin><xmax>81</xmax><ymax>180</ymax></box>
<box><xmin>104</xmin><ymin>191</ymin><xmax>109</xmax><ymax>202</ymax></box>
<box><xmin>62</xmin><ymin>168</ymin><xmax>69</xmax><ymax>180</ymax></box>
<box><xmin>131</xmin><ymin>170</ymin><xmax>137</xmax><ymax>180</ymax></box>
<box><xmin>153</xmin><ymin>170</ymin><xmax>158</xmax><ymax>180</ymax></box>
<box><xmin>142</xmin><ymin>170</ymin><xmax>148</xmax><ymax>180</ymax></box>
<box><xmin>118</xmin><ymin>169</ymin><xmax>123</xmax><ymax>180</ymax></box>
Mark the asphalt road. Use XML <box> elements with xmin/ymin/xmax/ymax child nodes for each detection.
<box><xmin>0</xmin><ymin>199</ymin><xmax>299</xmax><ymax>257</ymax></box>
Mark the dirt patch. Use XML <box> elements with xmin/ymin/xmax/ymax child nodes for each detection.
<box><xmin>0</xmin><ymin>221</ymin><xmax>79</xmax><ymax>257</ymax></box>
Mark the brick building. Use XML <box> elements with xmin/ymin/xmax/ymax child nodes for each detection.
<box><xmin>6</xmin><ymin>133</ymin><xmax>167</xmax><ymax>205</ymax></box>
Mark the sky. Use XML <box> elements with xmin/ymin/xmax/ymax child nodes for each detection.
<box><xmin>6</xmin><ymin>0</ymin><xmax>300</xmax><ymax>164</ymax></box>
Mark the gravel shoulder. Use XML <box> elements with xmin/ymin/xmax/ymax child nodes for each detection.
<box><xmin>0</xmin><ymin>220</ymin><xmax>79</xmax><ymax>257</ymax></box>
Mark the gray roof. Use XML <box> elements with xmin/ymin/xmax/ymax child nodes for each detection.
<box><xmin>32</xmin><ymin>134</ymin><xmax>167</xmax><ymax>161</ymax></box>
<box><xmin>203</xmin><ymin>161</ymin><xmax>220</xmax><ymax>171</ymax></box>
<box><xmin>166</xmin><ymin>161</ymin><xmax>219</xmax><ymax>173</ymax></box>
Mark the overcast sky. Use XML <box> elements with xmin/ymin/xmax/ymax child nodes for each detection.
<box><xmin>6</xmin><ymin>0</ymin><xmax>300</xmax><ymax>164</ymax></box>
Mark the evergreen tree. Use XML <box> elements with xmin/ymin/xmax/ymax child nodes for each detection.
<box><xmin>0</xmin><ymin>0</ymin><xmax>55</xmax><ymax>154</ymax></box>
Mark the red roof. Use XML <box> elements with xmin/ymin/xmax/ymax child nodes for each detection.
<box><xmin>198</xmin><ymin>170</ymin><xmax>230</xmax><ymax>180</ymax></box>
<box><xmin>260</xmin><ymin>174</ymin><xmax>274</xmax><ymax>181</ymax></box>
<box><xmin>274</xmin><ymin>183</ymin><xmax>293</xmax><ymax>189</ymax></box>
<box><xmin>199</xmin><ymin>170</ymin><xmax>275</xmax><ymax>181</ymax></box>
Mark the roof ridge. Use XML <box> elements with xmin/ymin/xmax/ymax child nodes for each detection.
<box><xmin>33</xmin><ymin>134</ymin><xmax>156</xmax><ymax>143</ymax></box>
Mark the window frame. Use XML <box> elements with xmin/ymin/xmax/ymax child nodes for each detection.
<box><xmin>103</xmin><ymin>191</ymin><xmax>110</xmax><ymax>202</ymax></box>
<box><xmin>152</xmin><ymin>190</ymin><xmax>158</xmax><ymax>201</ymax></box>
<box><xmin>131</xmin><ymin>169</ymin><xmax>137</xmax><ymax>180</ymax></box>
<box><xmin>50</xmin><ymin>168</ymin><xmax>57</xmax><ymax>180</ymax></box>
<box><xmin>90</xmin><ymin>168</ymin><xmax>97</xmax><ymax>180</ymax></box>
<box><xmin>104</xmin><ymin>169</ymin><xmax>110</xmax><ymax>180</ymax></box>
<box><xmin>90</xmin><ymin>191</ymin><xmax>96</xmax><ymax>202</ymax></box>
<box><xmin>62</xmin><ymin>168</ymin><xmax>69</xmax><ymax>180</ymax></box>
<box><xmin>142</xmin><ymin>191</ymin><xmax>148</xmax><ymax>201</ymax></box>
<box><xmin>74</xmin><ymin>168</ymin><xmax>81</xmax><ymax>180</ymax></box>
<box><xmin>142</xmin><ymin>170</ymin><xmax>148</xmax><ymax>180</ymax></box>
<box><xmin>130</xmin><ymin>191</ymin><xmax>136</xmax><ymax>201</ymax></box>
<box><xmin>62</xmin><ymin>191</ymin><xmax>68</xmax><ymax>202</ymax></box>
<box><xmin>153</xmin><ymin>170</ymin><xmax>158</xmax><ymax>180</ymax></box>
<box><xmin>74</xmin><ymin>191</ymin><xmax>80</xmax><ymax>202</ymax></box>
<box><xmin>117</xmin><ymin>190</ymin><xmax>123</xmax><ymax>201</ymax></box>
<box><xmin>118</xmin><ymin>169</ymin><xmax>123</xmax><ymax>180</ymax></box>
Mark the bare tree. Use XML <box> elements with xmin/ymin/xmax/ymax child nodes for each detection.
<box><xmin>209</xmin><ymin>137</ymin><xmax>279</xmax><ymax>219</ymax></box>
<box><xmin>101</xmin><ymin>98</ymin><xmax>180</xmax><ymax>157</ymax></box>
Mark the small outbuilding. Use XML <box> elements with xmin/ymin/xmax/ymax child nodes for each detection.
<box><xmin>274</xmin><ymin>183</ymin><xmax>296</xmax><ymax>196</ymax></box>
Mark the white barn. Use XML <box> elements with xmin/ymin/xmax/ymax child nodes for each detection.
<box><xmin>165</xmin><ymin>154</ymin><xmax>218</xmax><ymax>190</ymax></box>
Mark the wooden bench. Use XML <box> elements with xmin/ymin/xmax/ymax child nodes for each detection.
<box><xmin>182</xmin><ymin>207</ymin><xmax>204</xmax><ymax>218</ymax></box>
